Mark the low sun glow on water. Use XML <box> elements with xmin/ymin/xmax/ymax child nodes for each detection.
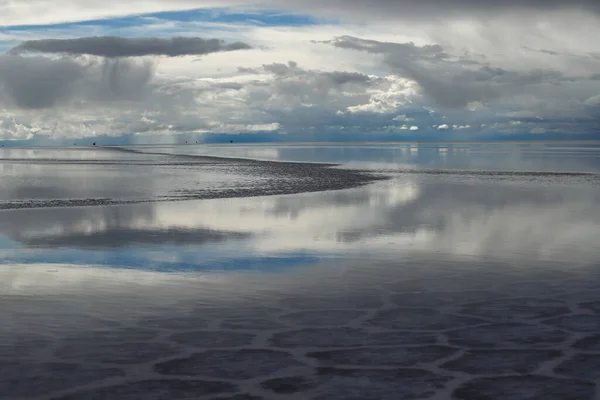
<box><xmin>3</xmin><ymin>142</ymin><xmax>600</xmax><ymax>399</ymax></box>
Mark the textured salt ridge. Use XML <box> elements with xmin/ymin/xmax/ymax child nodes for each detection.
<box><xmin>0</xmin><ymin>148</ymin><xmax>384</xmax><ymax>211</ymax></box>
<box><xmin>6</xmin><ymin>262</ymin><xmax>600</xmax><ymax>399</ymax></box>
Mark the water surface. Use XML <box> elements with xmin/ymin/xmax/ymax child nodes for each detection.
<box><xmin>2</xmin><ymin>142</ymin><xmax>600</xmax><ymax>400</ymax></box>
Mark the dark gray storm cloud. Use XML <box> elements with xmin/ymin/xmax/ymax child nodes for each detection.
<box><xmin>97</xmin><ymin>58</ymin><xmax>155</xmax><ymax>101</ymax></box>
<box><xmin>0</xmin><ymin>55</ymin><xmax>84</xmax><ymax>109</ymax></box>
<box><xmin>10</xmin><ymin>36</ymin><xmax>252</xmax><ymax>57</ymax></box>
<box><xmin>0</xmin><ymin>35</ymin><xmax>253</xmax><ymax>109</ymax></box>
<box><xmin>322</xmin><ymin>36</ymin><xmax>492</xmax><ymax>108</ymax></box>
<box><xmin>324</xmin><ymin>36</ymin><xmax>448</xmax><ymax>61</ymax></box>
<box><xmin>0</xmin><ymin>55</ymin><xmax>157</xmax><ymax>109</ymax></box>
<box><xmin>260</xmin><ymin>61</ymin><xmax>373</xmax><ymax>85</ymax></box>
<box><xmin>288</xmin><ymin>0</ymin><xmax>600</xmax><ymax>20</ymax></box>
<box><xmin>323</xmin><ymin>36</ymin><xmax>574</xmax><ymax>109</ymax></box>
<box><xmin>263</xmin><ymin>61</ymin><xmax>299</xmax><ymax>75</ymax></box>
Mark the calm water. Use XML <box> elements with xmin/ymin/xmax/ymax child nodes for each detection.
<box><xmin>3</xmin><ymin>142</ymin><xmax>600</xmax><ymax>400</ymax></box>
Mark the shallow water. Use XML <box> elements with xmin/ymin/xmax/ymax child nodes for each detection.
<box><xmin>2</xmin><ymin>142</ymin><xmax>600</xmax><ymax>399</ymax></box>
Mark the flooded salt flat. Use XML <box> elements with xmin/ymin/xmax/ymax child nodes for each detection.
<box><xmin>2</xmin><ymin>142</ymin><xmax>600</xmax><ymax>399</ymax></box>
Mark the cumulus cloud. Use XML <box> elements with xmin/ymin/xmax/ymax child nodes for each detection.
<box><xmin>243</xmin><ymin>61</ymin><xmax>377</xmax><ymax>110</ymax></box>
<box><xmin>323</xmin><ymin>36</ymin><xmax>588</xmax><ymax>111</ymax></box>
<box><xmin>11</xmin><ymin>36</ymin><xmax>252</xmax><ymax>57</ymax></box>
<box><xmin>0</xmin><ymin>116</ymin><xmax>35</xmax><ymax>140</ymax></box>
<box><xmin>322</xmin><ymin>36</ymin><xmax>497</xmax><ymax>108</ymax></box>
<box><xmin>345</xmin><ymin>76</ymin><xmax>418</xmax><ymax>114</ymax></box>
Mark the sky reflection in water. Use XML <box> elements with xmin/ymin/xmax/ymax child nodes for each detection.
<box><xmin>1</xmin><ymin>142</ymin><xmax>600</xmax><ymax>274</ymax></box>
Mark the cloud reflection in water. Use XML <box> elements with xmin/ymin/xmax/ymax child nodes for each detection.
<box><xmin>1</xmin><ymin>175</ymin><xmax>599</xmax><ymax>271</ymax></box>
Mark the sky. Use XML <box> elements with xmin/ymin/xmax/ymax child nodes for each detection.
<box><xmin>1</xmin><ymin>1</ymin><xmax>600</xmax><ymax>144</ymax></box>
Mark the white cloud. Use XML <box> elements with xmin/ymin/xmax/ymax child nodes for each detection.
<box><xmin>437</xmin><ymin>123</ymin><xmax>449</xmax><ymax>130</ymax></box>
<box><xmin>345</xmin><ymin>75</ymin><xmax>419</xmax><ymax>114</ymax></box>
<box><xmin>584</xmin><ymin>94</ymin><xmax>600</xmax><ymax>107</ymax></box>
<box><xmin>214</xmin><ymin>122</ymin><xmax>281</xmax><ymax>132</ymax></box>
<box><xmin>0</xmin><ymin>1</ymin><xmax>224</xmax><ymax>26</ymax></box>
<box><xmin>452</xmin><ymin>124</ymin><xmax>471</xmax><ymax>130</ymax></box>
<box><xmin>392</xmin><ymin>114</ymin><xmax>413</xmax><ymax>122</ymax></box>
<box><xmin>0</xmin><ymin>116</ymin><xmax>35</xmax><ymax>140</ymax></box>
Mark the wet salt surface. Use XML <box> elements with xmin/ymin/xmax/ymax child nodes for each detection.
<box><xmin>5</xmin><ymin>259</ymin><xmax>600</xmax><ymax>400</ymax></box>
<box><xmin>2</xmin><ymin>142</ymin><xmax>600</xmax><ymax>399</ymax></box>
<box><xmin>0</xmin><ymin>146</ymin><xmax>381</xmax><ymax>210</ymax></box>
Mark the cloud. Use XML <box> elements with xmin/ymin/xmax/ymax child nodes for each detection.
<box><xmin>0</xmin><ymin>55</ymin><xmax>157</xmax><ymax>109</ymax></box>
<box><xmin>96</xmin><ymin>58</ymin><xmax>155</xmax><ymax>100</ymax></box>
<box><xmin>584</xmin><ymin>94</ymin><xmax>600</xmax><ymax>107</ymax></box>
<box><xmin>0</xmin><ymin>55</ymin><xmax>84</xmax><ymax>109</ymax></box>
<box><xmin>238</xmin><ymin>61</ymin><xmax>378</xmax><ymax>115</ymax></box>
<box><xmin>322</xmin><ymin>36</ymin><xmax>497</xmax><ymax>108</ymax></box>
<box><xmin>230</xmin><ymin>62</ymin><xmax>436</xmax><ymax>135</ymax></box>
<box><xmin>288</xmin><ymin>0</ymin><xmax>600</xmax><ymax>22</ymax></box>
<box><xmin>323</xmin><ymin>36</ymin><xmax>587</xmax><ymax>110</ymax></box>
<box><xmin>453</xmin><ymin>124</ymin><xmax>471</xmax><ymax>130</ymax></box>
<box><xmin>0</xmin><ymin>116</ymin><xmax>35</xmax><ymax>140</ymax></box>
<box><xmin>0</xmin><ymin>57</ymin><xmax>425</xmax><ymax>141</ymax></box>
<box><xmin>0</xmin><ymin>35</ymin><xmax>252</xmax><ymax>111</ymax></box>
<box><xmin>1</xmin><ymin>17</ymin><xmax>599</xmax><ymax>143</ymax></box>
<box><xmin>20</xmin><ymin>227</ymin><xmax>250</xmax><ymax>249</ymax></box>
<box><xmin>10</xmin><ymin>36</ymin><xmax>252</xmax><ymax>57</ymax></box>
<box><xmin>1</xmin><ymin>1</ymin><xmax>600</xmax><ymax>27</ymax></box>
<box><xmin>345</xmin><ymin>76</ymin><xmax>418</xmax><ymax>114</ymax></box>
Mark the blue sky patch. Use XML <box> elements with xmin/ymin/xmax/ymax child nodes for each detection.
<box><xmin>0</xmin><ymin>8</ymin><xmax>325</xmax><ymax>52</ymax></box>
<box><xmin>1</xmin><ymin>8</ymin><xmax>321</xmax><ymax>35</ymax></box>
